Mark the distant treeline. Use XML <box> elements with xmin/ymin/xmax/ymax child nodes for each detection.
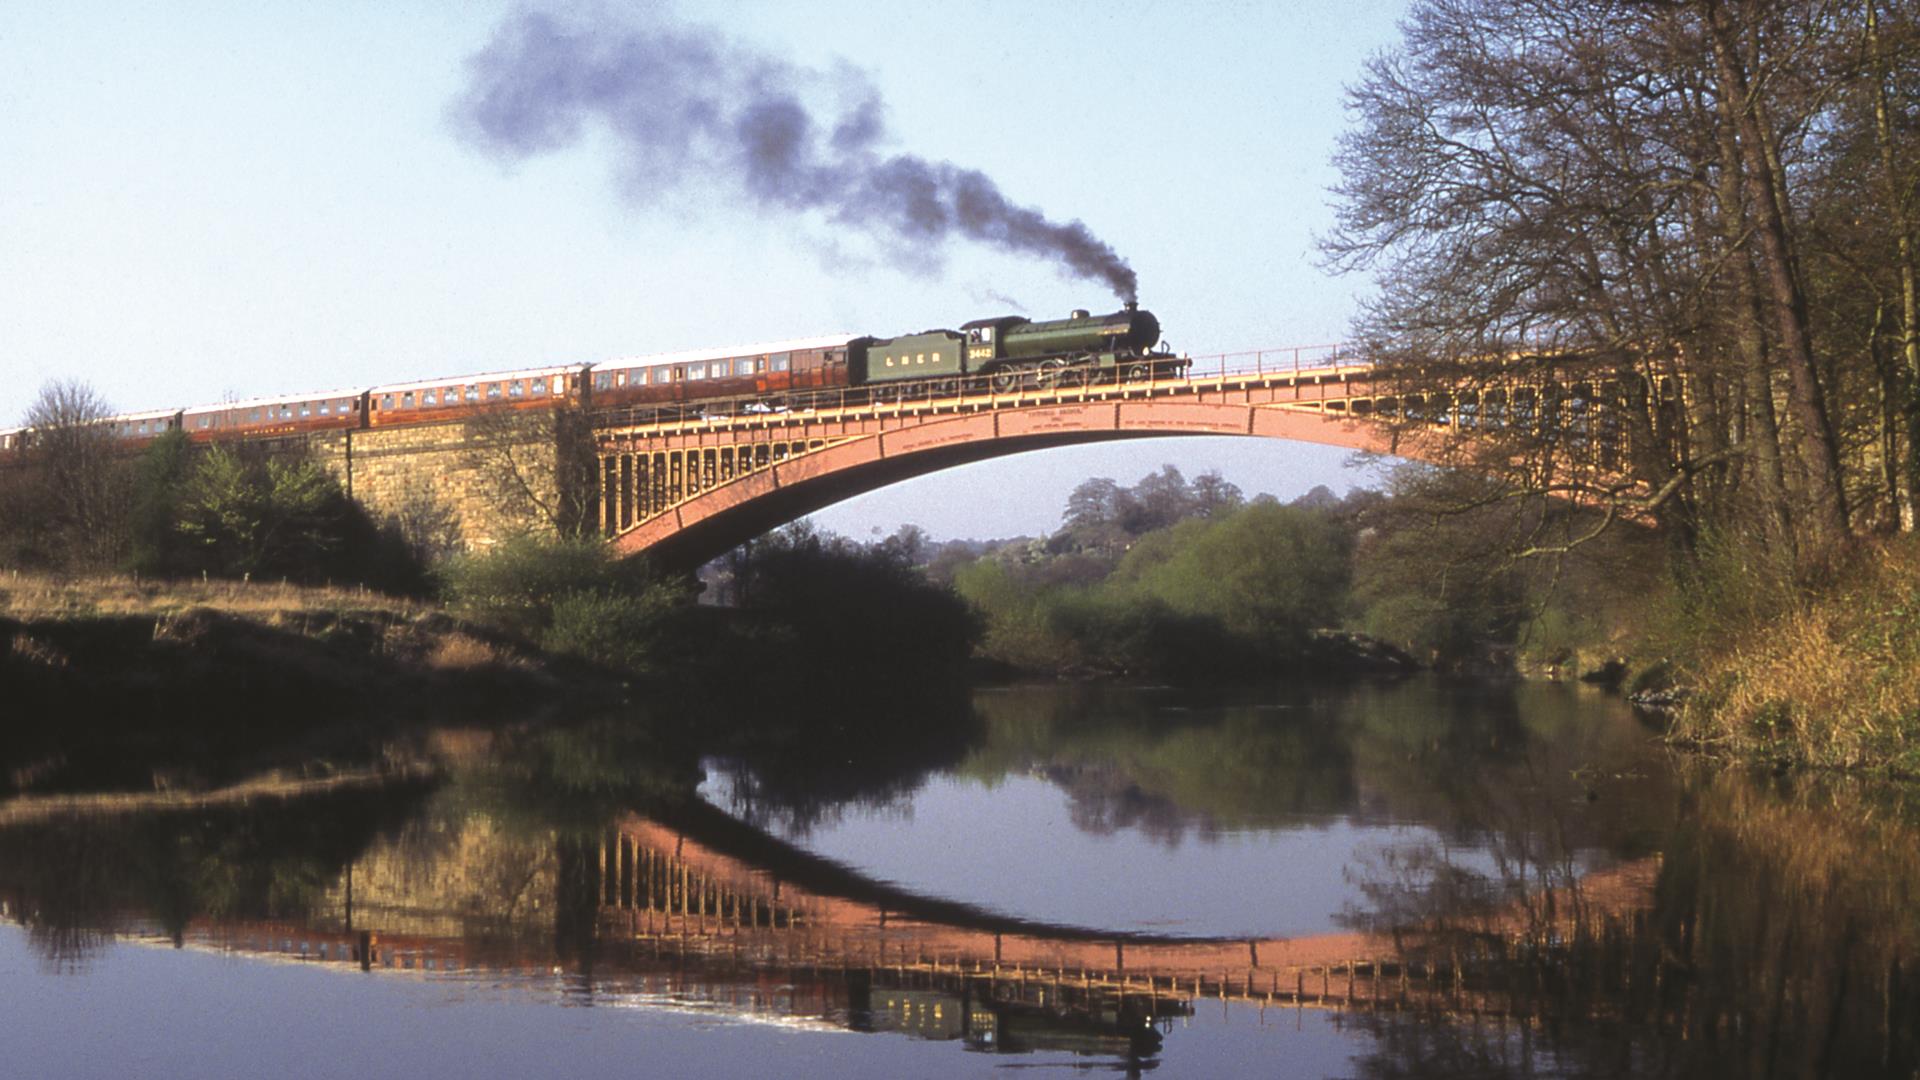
<box><xmin>902</xmin><ymin>464</ymin><xmax>1655</xmax><ymax>680</ymax></box>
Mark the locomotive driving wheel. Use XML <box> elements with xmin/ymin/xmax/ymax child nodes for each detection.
<box><xmin>991</xmin><ymin>367</ymin><xmax>1023</xmax><ymax>393</ymax></box>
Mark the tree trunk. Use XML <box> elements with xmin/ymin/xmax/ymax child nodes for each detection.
<box><xmin>1708</xmin><ymin>93</ymin><xmax>1794</xmax><ymax>547</ymax></box>
<box><xmin>1868</xmin><ymin>0</ymin><xmax>1920</xmax><ymax>529</ymax></box>
<box><xmin>1705</xmin><ymin>0</ymin><xmax>1851</xmax><ymax>543</ymax></box>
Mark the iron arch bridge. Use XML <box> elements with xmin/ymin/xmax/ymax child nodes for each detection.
<box><xmin>595</xmin><ymin>346</ymin><xmax>1495</xmax><ymax>570</ymax></box>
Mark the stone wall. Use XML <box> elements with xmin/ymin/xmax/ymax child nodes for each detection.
<box><xmin>306</xmin><ymin>416</ymin><xmax>566</xmax><ymax>552</ymax></box>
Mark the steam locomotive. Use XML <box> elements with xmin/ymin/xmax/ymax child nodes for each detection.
<box><xmin>0</xmin><ymin>303</ymin><xmax>1177</xmax><ymax>451</ymax></box>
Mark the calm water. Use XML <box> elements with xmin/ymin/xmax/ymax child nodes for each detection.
<box><xmin>3</xmin><ymin>678</ymin><xmax>1916</xmax><ymax>1078</ymax></box>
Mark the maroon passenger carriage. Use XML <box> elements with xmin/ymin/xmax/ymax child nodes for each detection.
<box><xmin>588</xmin><ymin>335</ymin><xmax>860</xmax><ymax>413</ymax></box>
<box><xmin>182</xmin><ymin>389</ymin><xmax>368</xmax><ymax>441</ymax></box>
<box><xmin>367</xmin><ymin>363</ymin><xmax>590</xmax><ymax>427</ymax></box>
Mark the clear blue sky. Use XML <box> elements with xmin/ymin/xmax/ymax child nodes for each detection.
<box><xmin>1</xmin><ymin>1</ymin><xmax>1411</xmax><ymax>539</ymax></box>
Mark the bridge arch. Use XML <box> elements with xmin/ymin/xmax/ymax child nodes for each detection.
<box><xmin>606</xmin><ymin>393</ymin><xmax>1424</xmax><ymax>570</ymax></box>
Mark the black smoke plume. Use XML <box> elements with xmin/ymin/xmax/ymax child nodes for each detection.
<box><xmin>451</xmin><ymin>7</ymin><xmax>1138</xmax><ymax>302</ymax></box>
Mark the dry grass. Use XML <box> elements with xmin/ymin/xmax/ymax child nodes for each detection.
<box><xmin>423</xmin><ymin>631</ymin><xmax>512</xmax><ymax>671</ymax></box>
<box><xmin>1672</xmin><ymin>536</ymin><xmax>1920</xmax><ymax>773</ymax></box>
<box><xmin>0</xmin><ymin>569</ymin><xmax>424</xmax><ymax>622</ymax></box>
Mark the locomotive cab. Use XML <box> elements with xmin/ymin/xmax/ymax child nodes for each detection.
<box><xmin>959</xmin><ymin>315</ymin><xmax>1030</xmax><ymax>368</ymax></box>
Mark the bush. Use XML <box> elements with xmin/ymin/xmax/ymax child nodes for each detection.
<box><xmin>440</xmin><ymin>535</ymin><xmax>659</xmax><ymax>636</ymax></box>
<box><xmin>1117</xmin><ymin>502</ymin><xmax>1351</xmax><ymax>652</ymax></box>
<box><xmin>951</xmin><ymin>558</ymin><xmax>1073</xmax><ymax>671</ymax></box>
<box><xmin>127</xmin><ymin>429</ymin><xmax>194</xmax><ymax>576</ymax></box>
<box><xmin>440</xmin><ymin>534</ymin><xmax>692</xmax><ymax>672</ymax></box>
<box><xmin>724</xmin><ymin>523</ymin><xmax>980</xmax><ymax>695</ymax></box>
<box><xmin>149</xmin><ymin>442</ymin><xmax>430</xmax><ymax>593</ymax></box>
<box><xmin>544</xmin><ymin>587</ymin><xmax>685</xmax><ymax>673</ymax></box>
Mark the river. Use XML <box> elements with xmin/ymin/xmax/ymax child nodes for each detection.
<box><xmin>2</xmin><ymin>678</ymin><xmax>1915</xmax><ymax>1078</ymax></box>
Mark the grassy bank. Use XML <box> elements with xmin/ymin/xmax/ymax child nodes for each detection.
<box><xmin>1</xmin><ymin>534</ymin><xmax>982</xmax><ymax>801</ymax></box>
<box><xmin>0</xmin><ymin>571</ymin><xmax>625</xmax><ymax>798</ymax></box>
<box><xmin>1665</xmin><ymin>535</ymin><xmax>1920</xmax><ymax>775</ymax></box>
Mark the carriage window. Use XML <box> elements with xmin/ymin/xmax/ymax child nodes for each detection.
<box><xmin>531</xmin><ymin>379</ymin><xmax>546</xmax><ymax>396</ymax></box>
<box><xmin>282</xmin><ymin>406</ymin><xmax>294</xmax><ymax>418</ymax></box>
<box><xmin>688</xmin><ymin>364</ymin><xmax>706</xmax><ymax>380</ymax></box>
<box><xmin>299</xmin><ymin>403</ymin><xmax>310</xmax><ymax>417</ymax></box>
<box><xmin>595</xmin><ymin>371</ymin><xmax>612</xmax><ymax>390</ymax></box>
<box><xmin>138</xmin><ymin>423</ymin><xmax>148</xmax><ymax>435</ymax></box>
<box><xmin>381</xmin><ymin>395</ymin><xmax>394</xmax><ymax>410</ymax></box>
<box><xmin>508</xmin><ymin>381</ymin><xmax>524</xmax><ymax>398</ymax></box>
<box><xmin>487</xmin><ymin>384</ymin><xmax>501</xmax><ymax>400</ymax></box>
<box><xmin>420</xmin><ymin>391</ymin><xmax>434</xmax><ymax>407</ymax></box>
<box><xmin>771</xmin><ymin>354</ymin><xmax>790</xmax><ymax>371</ymax></box>
<box><xmin>465</xmin><ymin>385</ymin><xmax>479</xmax><ymax>403</ymax></box>
<box><xmin>319</xmin><ymin>402</ymin><xmax>331</xmax><ymax>415</ymax></box>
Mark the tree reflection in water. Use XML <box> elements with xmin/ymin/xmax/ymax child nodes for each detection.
<box><xmin>0</xmin><ymin>780</ymin><xmax>432</xmax><ymax>971</ymax></box>
<box><xmin>1337</xmin><ymin>763</ymin><xmax>1920</xmax><ymax>1079</ymax></box>
<box><xmin>3</xmin><ymin>682</ymin><xmax>1918</xmax><ymax>1078</ymax></box>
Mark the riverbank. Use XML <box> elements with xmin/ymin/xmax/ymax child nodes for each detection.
<box><xmin>1659</xmin><ymin>534</ymin><xmax>1920</xmax><ymax>777</ymax></box>
<box><xmin>0</xmin><ymin>573</ymin><xmax>631</xmax><ymax>798</ymax></box>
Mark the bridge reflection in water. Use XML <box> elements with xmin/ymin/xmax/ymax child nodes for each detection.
<box><xmin>10</xmin><ymin>759</ymin><xmax>1912</xmax><ymax>1078</ymax></box>
<box><xmin>143</xmin><ymin>797</ymin><xmax>1667</xmax><ymax>1060</ymax></box>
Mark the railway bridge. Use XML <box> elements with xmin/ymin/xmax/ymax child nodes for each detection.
<box><xmin>591</xmin><ymin>344</ymin><xmax>1632</xmax><ymax>569</ymax></box>
<box><xmin>597</xmin><ymin>347</ymin><xmax>1420</xmax><ymax>570</ymax></box>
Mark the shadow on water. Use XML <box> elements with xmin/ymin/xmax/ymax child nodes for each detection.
<box><xmin>1</xmin><ymin>680</ymin><xmax>1917</xmax><ymax>1077</ymax></box>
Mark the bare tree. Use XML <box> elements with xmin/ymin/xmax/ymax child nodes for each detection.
<box><xmin>13</xmin><ymin>380</ymin><xmax>131</xmax><ymax>571</ymax></box>
<box><xmin>461</xmin><ymin>406</ymin><xmax>598</xmax><ymax>539</ymax></box>
<box><xmin>1325</xmin><ymin>0</ymin><xmax>1890</xmax><ymax>566</ymax></box>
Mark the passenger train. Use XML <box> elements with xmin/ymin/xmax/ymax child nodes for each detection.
<box><xmin>0</xmin><ymin>303</ymin><xmax>1177</xmax><ymax>456</ymax></box>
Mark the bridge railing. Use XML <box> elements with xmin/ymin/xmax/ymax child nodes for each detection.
<box><xmin>1181</xmin><ymin>344</ymin><xmax>1367</xmax><ymax>380</ymax></box>
<box><xmin>590</xmin><ymin>344</ymin><xmax>1372</xmax><ymax>434</ymax></box>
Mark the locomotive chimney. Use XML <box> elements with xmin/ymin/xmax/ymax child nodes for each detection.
<box><xmin>1124</xmin><ymin>300</ymin><xmax>1138</xmax><ymax>312</ymax></box>
<box><xmin>1071</xmin><ymin>309</ymin><xmax>1090</xmax><ymax>319</ymax></box>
